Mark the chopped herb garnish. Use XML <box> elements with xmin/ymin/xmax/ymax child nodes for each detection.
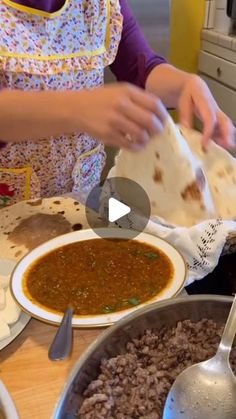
<box><xmin>102</xmin><ymin>305</ymin><xmax>115</xmax><ymax>313</ymax></box>
<box><xmin>131</xmin><ymin>250</ymin><xmax>159</xmax><ymax>260</ymax></box>
<box><xmin>145</xmin><ymin>252</ymin><xmax>159</xmax><ymax>260</ymax></box>
<box><xmin>128</xmin><ymin>297</ymin><xmax>140</xmax><ymax>306</ymax></box>
<box><xmin>102</xmin><ymin>298</ymin><xmax>140</xmax><ymax>313</ymax></box>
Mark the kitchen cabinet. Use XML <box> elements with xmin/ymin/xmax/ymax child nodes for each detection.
<box><xmin>198</xmin><ymin>29</ymin><xmax>236</xmax><ymax>152</ymax></box>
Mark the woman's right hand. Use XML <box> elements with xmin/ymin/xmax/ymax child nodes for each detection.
<box><xmin>76</xmin><ymin>83</ymin><xmax>168</xmax><ymax>150</ymax></box>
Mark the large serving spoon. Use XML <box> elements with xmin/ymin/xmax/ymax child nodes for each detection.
<box><xmin>48</xmin><ymin>308</ymin><xmax>73</xmax><ymax>361</ymax></box>
<box><xmin>163</xmin><ymin>295</ymin><xmax>236</xmax><ymax>419</ymax></box>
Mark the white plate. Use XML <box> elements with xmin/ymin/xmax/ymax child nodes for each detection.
<box><xmin>0</xmin><ymin>259</ymin><xmax>30</xmax><ymax>351</ymax></box>
<box><xmin>11</xmin><ymin>228</ymin><xmax>187</xmax><ymax>328</ymax></box>
<box><xmin>0</xmin><ymin>380</ymin><xmax>19</xmax><ymax>419</ymax></box>
<box><xmin>0</xmin><ymin>311</ymin><xmax>30</xmax><ymax>351</ymax></box>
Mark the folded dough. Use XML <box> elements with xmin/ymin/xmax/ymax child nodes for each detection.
<box><xmin>108</xmin><ymin>116</ymin><xmax>221</xmax><ymax>227</ymax></box>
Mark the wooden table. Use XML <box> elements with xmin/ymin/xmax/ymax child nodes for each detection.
<box><xmin>1</xmin><ymin>252</ymin><xmax>235</xmax><ymax>419</ymax></box>
<box><xmin>0</xmin><ymin>321</ymin><xmax>101</xmax><ymax>419</ymax></box>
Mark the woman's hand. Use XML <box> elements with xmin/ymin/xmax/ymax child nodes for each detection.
<box><xmin>178</xmin><ymin>75</ymin><xmax>235</xmax><ymax>149</ymax></box>
<box><xmin>76</xmin><ymin>83</ymin><xmax>168</xmax><ymax>150</ymax></box>
<box><xmin>0</xmin><ymin>84</ymin><xmax>167</xmax><ymax>146</ymax></box>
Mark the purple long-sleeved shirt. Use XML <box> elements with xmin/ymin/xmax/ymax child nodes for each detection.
<box><xmin>0</xmin><ymin>0</ymin><xmax>166</xmax><ymax>148</ymax></box>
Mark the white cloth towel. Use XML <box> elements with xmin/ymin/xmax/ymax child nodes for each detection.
<box><xmin>99</xmin><ymin>176</ymin><xmax>236</xmax><ymax>286</ymax></box>
<box><xmin>145</xmin><ymin>218</ymin><xmax>236</xmax><ymax>285</ymax></box>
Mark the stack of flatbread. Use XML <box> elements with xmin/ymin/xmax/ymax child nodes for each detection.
<box><xmin>108</xmin><ymin>115</ymin><xmax>236</xmax><ymax>227</ymax></box>
<box><xmin>0</xmin><ymin>261</ymin><xmax>21</xmax><ymax>341</ymax></box>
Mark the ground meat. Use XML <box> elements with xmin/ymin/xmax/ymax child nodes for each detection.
<box><xmin>78</xmin><ymin>319</ymin><xmax>236</xmax><ymax>419</ymax></box>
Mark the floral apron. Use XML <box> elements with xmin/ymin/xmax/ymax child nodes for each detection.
<box><xmin>0</xmin><ymin>0</ymin><xmax>122</xmax><ymax>206</ymax></box>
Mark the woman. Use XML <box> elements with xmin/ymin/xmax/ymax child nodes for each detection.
<box><xmin>0</xmin><ymin>0</ymin><xmax>234</xmax><ymax>206</ymax></box>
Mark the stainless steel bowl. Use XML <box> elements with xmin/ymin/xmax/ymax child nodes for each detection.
<box><xmin>53</xmin><ymin>295</ymin><xmax>233</xmax><ymax>419</ymax></box>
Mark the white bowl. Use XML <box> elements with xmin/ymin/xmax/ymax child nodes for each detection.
<box><xmin>0</xmin><ymin>380</ymin><xmax>19</xmax><ymax>419</ymax></box>
<box><xmin>10</xmin><ymin>228</ymin><xmax>187</xmax><ymax>328</ymax></box>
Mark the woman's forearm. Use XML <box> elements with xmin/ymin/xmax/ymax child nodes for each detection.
<box><xmin>0</xmin><ymin>84</ymin><xmax>170</xmax><ymax>150</ymax></box>
<box><xmin>0</xmin><ymin>89</ymin><xmax>82</xmax><ymax>142</ymax></box>
<box><xmin>145</xmin><ymin>63</ymin><xmax>192</xmax><ymax>108</ymax></box>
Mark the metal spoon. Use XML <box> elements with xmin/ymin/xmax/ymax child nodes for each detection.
<box><xmin>48</xmin><ymin>308</ymin><xmax>73</xmax><ymax>361</ymax></box>
<box><xmin>163</xmin><ymin>295</ymin><xmax>236</xmax><ymax>419</ymax></box>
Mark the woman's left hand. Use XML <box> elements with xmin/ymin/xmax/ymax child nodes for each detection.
<box><xmin>178</xmin><ymin>74</ymin><xmax>235</xmax><ymax>149</ymax></box>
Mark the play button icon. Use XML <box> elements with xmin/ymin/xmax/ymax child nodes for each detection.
<box><xmin>108</xmin><ymin>198</ymin><xmax>131</xmax><ymax>222</ymax></box>
<box><xmin>85</xmin><ymin>177</ymin><xmax>151</xmax><ymax>239</ymax></box>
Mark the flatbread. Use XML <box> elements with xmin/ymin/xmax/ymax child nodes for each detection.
<box><xmin>108</xmin><ymin>116</ymin><xmax>219</xmax><ymax>227</ymax></box>
<box><xmin>179</xmin><ymin>126</ymin><xmax>236</xmax><ymax>221</ymax></box>
<box><xmin>0</xmin><ymin>196</ymin><xmax>88</xmax><ymax>261</ymax></box>
<box><xmin>108</xmin><ymin>116</ymin><xmax>236</xmax><ymax>227</ymax></box>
